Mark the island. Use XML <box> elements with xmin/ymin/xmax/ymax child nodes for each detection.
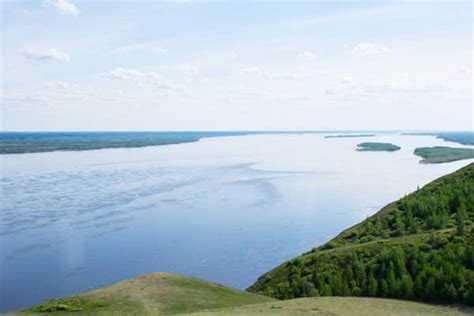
<box><xmin>414</xmin><ymin>146</ymin><xmax>474</xmax><ymax>164</ymax></box>
<box><xmin>325</xmin><ymin>134</ymin><xmax>375</xmax><ymax>138</ymax></box>
<box><xmin>356</xmin><ymin>142</ymin><xmax>401</xmax><ymax>152</ymax></box>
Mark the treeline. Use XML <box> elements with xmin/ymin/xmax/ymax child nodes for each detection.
<box><xmin>250</xmin><ymin>163</ymin><xmax>474</xmax><ymax>305</ymax></box>
<box><xmin>263</xmin><ymin>233</ymin><xmax>474</xmax><ymax>305</ymax></box>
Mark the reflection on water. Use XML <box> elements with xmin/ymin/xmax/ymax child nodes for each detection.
<box><xmin>0</xmin><ymin>133</ymin><xmax>472</xmax><ymax>311</ymax></box>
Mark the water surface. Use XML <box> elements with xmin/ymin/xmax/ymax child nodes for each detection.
<box><xmin>0</xmin><ymin>133</ymin><xmax>472</xmax><ymax>312</ymax></box>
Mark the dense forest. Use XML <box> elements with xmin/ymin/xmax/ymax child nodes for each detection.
<box><xmin>356</xmin><ymin>142</ymin><xmax>401</xmax><ymax>152</ymax></box>
<box><xmin>414</xmin><ymin>146</ymin><xmax>474</xmax><ymax>164</ymax></box>
<box><xmin>249</xmin><ymin>163</ymin><xmax>474</xmax><ymax>305</ymax></box>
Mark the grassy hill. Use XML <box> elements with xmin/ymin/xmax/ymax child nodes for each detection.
<box><xmin>249</xmin><ymin>163</ymin><xmax>474</xmax><ymax>306</ymax></box>
<box><xmin>8</xmin><ymin>274</ymin><xmax>471</xmax><ymax>315</ymax></box>
<box><xmin>8</xmin><ymin>272</ymin><xmax>272</xmax><ymax>315</ymax></box>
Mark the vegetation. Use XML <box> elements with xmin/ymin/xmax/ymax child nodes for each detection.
<box><xmin>414</xmin><ymin>147</ymin><xmax>474</xmax><ymax>164</ymax></box>
<box><xmin>325</xmin><ymin>134</ymin><xmax>375</xmax><ymax>138</ymax></box>
<box><xmin>435</xmin><ymin>133</ymin><xmax>474</xmax><ymax>146</ymax></box>
<box><xmin>357</xmin><ymin>142</ymin><xmax>401</xmax><ymax>152</ymax></box>
<box><xmin>10</xmin><ymin>276</ymin><xmax>472</xmax><ymax>316</ymax></box>
<box><xmin>185</xmin><ymin>297</ymin><xmax>471</xmax><ymax>315</ymax></box>
<box><xmin>403</xmin><ymin>132</ymin><xmax>474</xmax><ymax>146</ymax></box>
<box><xmin>249</xmin><ymin>163</ymin><xmax>474</xmax><ymax>307</ymax></box>
<box><xmin>0</xmin><ymin>132</ymin><xmax>252</xmax><ymax>154</ymax></box>
<box><xmin>10</xmin><ymin>273</ymin><xmax>272</xmax><ymax>315</ymax></box>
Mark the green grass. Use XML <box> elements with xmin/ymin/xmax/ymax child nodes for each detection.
<box><xmin>9</xmin><ymin>274</ymin><xmax>472</xmax><ymax>315</ymax></box>
<box><xmin>8</xmin><ymin>273</ymin><xmax>273</xmax><ymax>315</ymax></box>
<box><xmin>414</xmin><ymin>146</ymin><xmax>474</xmax><ymax>163</ymax></box>
<box><xmin>356</xmin><ymin>142</ymin><xmax>401</xmax><ymax>151</ymax></box>
<box><xmin>184</xmin><ymin>297</ymin><xmax>471</xmax><ymax>315</ymax></box>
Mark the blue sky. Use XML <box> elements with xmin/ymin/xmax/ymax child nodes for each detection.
<box><xmin>1</xmin><ymin>0</ymin><xmax>472</xmax><ymax>131</ymax></box>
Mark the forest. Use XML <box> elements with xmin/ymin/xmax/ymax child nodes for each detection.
<box><xmin>249</xmin><ymin>163</ymin><xmax>474</xmax><ymax>305</ymax></box>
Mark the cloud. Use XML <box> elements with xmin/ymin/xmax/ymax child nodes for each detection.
<box><xmin>341</xmin><ymin>77</ymin><xmax>355</xmax><ymax>85</ymax></box>
<box><xmin>44</xmin><ymin>0</ymin><xmax>79</xmax><ymax>16</ymax></box>
<box><xmin>459</xmin><ymin>66</ymin><xmax>472</xmax><ymax>76</ymax></box>
<box><xmin>102</xmin><ymin>67</ymin><xmax>179</xmax><ymax>91</ymax></box>
<box><xmin>113</xmin><ymin>43</ymin><xmax>168</xmax><ymax>55</ymax></box>
<box><xmin>152</xmin><ymin>47</ymin><xmax>168</xmax><ymax>55</ymax></box>
<box><xmin>20</xmin><ymin>48</ymin><xmax>71</xmax><ymax>62</ymax></box>
<box><xmin>271</xmin><ymin>73</ymin><xmax>300</xmax><ymax>81</ymax></box>
<box><xmin>241</xmin><ymin>66</ymin><xmax>263</xmax><ymax>75</ymax></box>
<box><xmin>45</xmin><ymin>81</ymin><xmax>71</xmax><ymax>89</ymax></box>
<box><xmin>298</xmin><ymin>51</ymin><xmax>317</xmax><ymax>60</ymax></box>
<box><xmin>351</xmin><ymin>43</ymin><xmax>391</xmax><ymax>56</ymax></box>
<box><xmin>282</xmin><ymin>5</ymin><xmax>398</xmax><ymax>28</ymax></box>
<box><xmin>363</xmin><ymin>80</ymin><xmax>446</xmax><ymax>94</ymax></box>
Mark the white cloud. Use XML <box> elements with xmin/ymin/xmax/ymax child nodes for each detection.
<box><xmin>102</xmin><ymin>67</ymin><xmax>179</xmax><ymax>91</ymax></box>
<box><xmin>459</xmin><ymin>66</ymin><xmax>472</xmax><ymax>76</ymax></box>
<box><xmin>44</xmin><ymin>0</ymin><xmax>79</xmax><ymax>16</ymax></box>
<box><xmin>20</xmin><ymin>48</ymin><xmax>71</xmax><ymax>62</ymax></box>
<box><xmin>271</xmin><ymin>73</ymin><xmax>300</xmax><ymax>81</ymax></box>
<box><xmin>282</xmin><ymin>5</ymin><xmax>398</xmax><ymax>28</ymax></box>
<box><xmin>341</xmin><ymin>77</ymin><xmax>355</xmax><ymax>85</ymax></box>
<box><xmin>45</xmin><ymin>81</ymin><xmax>71</xmax><ymax>89</ymax></box>
<box><xmin>241</xmin><ymin>66</ymin><xmax>263</xmax><ymax>75</ymax></box>
<box><xmin>298</xmin><ymin>51</ymin><xmax>317</xmax><ymax>60</ymax></box>
<box><xmin>102</xmin><ymin>68</ymin><xmax>163</xmax><ymax>80</ymax></box>
<box><xmin>113</xmin><ymin>43</ymin><xmax>169</xmax><ymax>55</ymax></box>
<box><xmin>363</xmin><ymin>80</ymin><xmax>446</xmax><ymax>94</ymax></box>
<box><xmin>152</xmin><ymin>47</ymin><xmax>168</xmax><ymax>55</ymax></box>
<box><xmin>351</xmin><ymin>43</ymin><xmax>391</xmax><ymax>56</ymax></box>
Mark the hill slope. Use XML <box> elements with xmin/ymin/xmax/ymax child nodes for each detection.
<box><xmin>8</xmin><ymin>273</ymin><xmax>273</xmax><ymax>315</ymax></box>
<box><xmin>183</xmin><ymin>297</ymin><xmax>470</xmax><ymax>315</ymax></box>
<box><xmin>249</xmin><ymin>163</ymin><xmax>474</xmax><ymax>305</ymax></box>
<box><xmin>9</xmin><ymin>274</ymin><xmax>472</xmax><ymax>315</ymax></box>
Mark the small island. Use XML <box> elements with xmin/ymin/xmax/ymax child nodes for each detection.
<box><xmin>414</xmin><ymin>146</ymin><xmax>474</xmax><ymax>164</ymax></box>
<box><xmin>356</xmin><ymin>142</ymin><xmax>401</xmax><ymax>152</ymax></box>
<box><xmin>325</xmin><ymin>134</ymin><xmax>375</xmax><ymax>138</ymax></box>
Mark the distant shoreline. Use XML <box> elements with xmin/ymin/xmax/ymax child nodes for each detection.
<box><xmin>1</xmin><ymin>131</ymin><xmax>472</xmax><ymax>155</ymax></box>
<box><xmin>325</xmin><ymin>134</ymin><xmax>375</xmax><ymax>138</ymax></box>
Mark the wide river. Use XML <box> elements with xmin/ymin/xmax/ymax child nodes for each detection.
<box><xmin>0</xmin><ymin>133</ymin><xmax>472</xmax><ymax>311</ymax></box>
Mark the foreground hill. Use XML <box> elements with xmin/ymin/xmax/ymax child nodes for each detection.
<box><xmin>249</xmin><ymin>163</ymin><xmax>474</xmax><ymax>305</ymax></box>
<box><xmin>8</xmin><ymin>273</ymin><xmax>272</xmax><ymax>315</ymax></box>
<box><xmin>9</xmin><ymin>273</ymin><xmax>471</xmax><ymax>315</ymax></box>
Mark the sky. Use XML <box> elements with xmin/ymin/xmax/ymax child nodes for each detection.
<box><xmin>0</xmin><ymin>0</ymin><xmax>472</xmax><ymax>131</ymax></box>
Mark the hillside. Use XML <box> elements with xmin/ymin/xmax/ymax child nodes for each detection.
<box><xmin>249</xmin><ymin>163</ymin><xmax>474</xmax><ymax>305</ymax></box>
<box><xmin>8</xmin><ymin>273</ymin><xmax>273</xmax><ymax>315</ymax></box>
<box><xmin>9</xmin><ymin>274</ymin><xmax>471</xmax><ymax>316</ymax></box>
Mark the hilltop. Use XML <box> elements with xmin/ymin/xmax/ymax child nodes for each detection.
<box><xmin>8</xmin><ymin>272</ymin><xmax>272</xmax><ymax>315</ymax></box>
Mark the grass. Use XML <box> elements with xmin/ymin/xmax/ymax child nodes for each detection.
<box><xmin>356</xmin><ymin>142</ymin><xmax>401</xmax><ymax>152</ymax></box>
<box><xmin>8</xmin><ymin>272</ymin><xmax>273</xmax><ymax>315</ymax></box>
<box><xmin>9</xmin><ymin>274</ymin><xmax>472</xmax><ymax>315</ymax></box>
<box><xmin>414</xmin><ymin>146</ymin><xmax>474</xmax><ymax>163</ymax></box>
<box><xmin>184</xmin><ymin>297</ymin><xmax>471</xmax><ymax>315</ymax></box>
